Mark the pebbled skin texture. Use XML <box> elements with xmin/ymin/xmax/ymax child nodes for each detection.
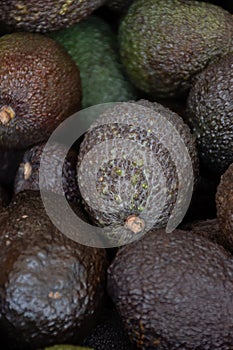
<box><xmin>50</xmin><ymin>16</ymin><xmax>137</xmax><ymax>109</ymax></box>
<box><xmin>119</xmin><ymin>0</ymin><xmax>233</xmax><ymax>98</ymax></box>
<box><xmin>216</xmin><ymin>163</ymin><xmax>233</xmax><ymax>251</ymax></box>
<box><xmin>107</xmin><ymin>229</ymin><xmax>233</xmax><ymax>349</ymax></box>
<box><xmin>0</xmin><ymin>0</ymin><xmax>105</xmax><ymax>33</ymax></box>
<box><xmin>14</xmin><ymin>142</ymin><xmax>80</xmax><ymax>205</ymax></box>
<box><xmin>77</xmin><ymin>100</ymin><xmax>198</xmax><ymax>231</ymax></box>
<box><xmin>0</xmin><ymin>32</ymin><xmax>81</xmax><ymax>149</ymax></box>
<box><xmin>0</xmin><ymin>191</ymin><xmax>107</xmax><ymax>350</ymax></box>
<box><xmin>185</xmin><ymin>53</ymin><xmax>233</xmax><ymax>174</ymax></box>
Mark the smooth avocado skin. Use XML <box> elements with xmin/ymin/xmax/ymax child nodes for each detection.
<box><xmin>119</xmin><ymin>0</ymin><xmax>233</xmax><ymax>98</ymax></box>
<box><xmin>185</xmin><ymin>53</ymin><xmax>233</xmax><ymax>174</ymax></box>
<box><xmin>216</xmin><ymin>163</ymin><xmax>233</xmax><ymax>251</ymax></box>
<box><xmin>50</xmin><ymin>16</ymin><xmax>137</xmax><ymax>108</ymax></box>
<box><xmin>0</xmin><ymin>0</ymin><xmax>105</xmax><ymax>33</ymax></box>
<box><xmin>0</xmin><ymin>32</ymin><xmax>81</xmax><ymax>149</ymax></box>
<box><xmin>107</xmin><ymin>229</ymin><xmax>233</xmax><ymax>349</ymax></box>
<box><xmin>0</xmin><ymin>191</ymin><xmax>107</xmax><ymax>350</ymax></box>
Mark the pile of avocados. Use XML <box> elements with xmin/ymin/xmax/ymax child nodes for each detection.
<box><xmin>0</xmin><ymin>0</ymin><xmax>233</xmax><ymax>349</ymax></box>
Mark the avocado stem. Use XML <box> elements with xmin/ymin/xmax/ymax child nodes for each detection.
<box><xmin>24</xmin><ymin>162</ymin><xmax>32</xmax><ymax>180</ymax></box>
<box><xmin>0</xmin><ymin>105</ymin><xmax>15</xmax><ymax>125</ymax></box>
<box><xmin>124</xmin><ymin>214</ymin><xmax>145</xmax><ymax>234</ymax></box>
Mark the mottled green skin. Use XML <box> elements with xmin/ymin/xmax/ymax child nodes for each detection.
<box><xmin>50</xmin><ymin>16</ymin><xmax>137</xmax><ymax>108</ymax></box>
<box><xmin>0</xmin><ymin>0</ymin><xmax>105</xmax><ymax>33</ymax></box>
<box><xmin>119</xmin><ymin>0</ymin><xmax>233</xmax><ymax>98</ymax></box>
<box><xmin>216</xmin><ymin>164</ymin><xmax>233</xmax><ymax>252</ymax></box>
<box><xmin>108</xmin><ymin>229</ymin><xmax>233</xmax><ymax>349</ymax></box>
<box><xmin>0</xmin><ymin>191</ymin><xmax>107</xmax><ymax>350</ymax></box>
<box><xmin>186</xmin><ymin>53</ymin><xmax>233</xmax><ymax>173</ymax></box>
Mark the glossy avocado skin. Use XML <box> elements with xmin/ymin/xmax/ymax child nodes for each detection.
<box><xmin>119</xmin><ymin>0</ymin><xmax>233</xmax><ymax>98</ymax></box>
<box><xmin>0</xmin><ymin>191</ymin><xmax>107</xmax><ymax>350</ymax></box>
<box><xmin>0</xmin><ymin>32</ymin><xmax>81</xmax><ymax>149</ymax></box>
<box><xmin>186</xmin><ymin>53</ymin><xmax>233</xmax><ymax>174</ymax></box>
<box><xmin>216</xmin><ymin>163</ymin><xmax>233</xmax><ymax>251</ymax></box>
<box><xmin>50</xmin><ymin>16</ymin><xmax>137</xmax><ymax>109</ymax></box>
<box><xmin>108</xmin><ymin>229</ymin><xmax>233</xmax><ymax>349</ymax></box>
<box><xmin>0</xmin><ymin>0</ymin><xmax>105</xmax><ymax>33</ymax></box>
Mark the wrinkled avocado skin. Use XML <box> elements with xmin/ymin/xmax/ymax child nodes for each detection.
<box><xmin>0</xmin><ymin>191</ymin><xmax>107</xmax><ymax>350</ymax></box>
<box><xmin>108</xmin><ymin>229</ymin><xmax>233</xmax><ymax>349</ymax></box>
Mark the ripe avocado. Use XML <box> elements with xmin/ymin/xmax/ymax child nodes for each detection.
<box><xmin>0</xmin><ymin>32</ymin><xmax>81</xmax><ymax>149</ymax></box>
<box><xmin>185</xmin><ymin>53</ymin><xmax>233</xmax><ymax>173</ymax></box>
<box><xmin>119</xmin><ymin>0</ymin><xmax>233</xmax><ymax>98</ymax></box>
<box><xmin>50</xmin><ymin>16</ymin><xmax>138</xmax><ymax>108</ymax></box>
<box><xmin>14</xmin><ymin>142</ymin><xmax>80</xmax><ymax>205</ymax></box>
<box><xmin>0</xmin><ymin>191</ymin><xmax>107</xmax><ymax>350</ymax></box>
<box><xmin>107</xmin><ymin>229</ymin><xmax>233</xmax><ymax>349</ymax></box>
<box><xmin>77</xmin><ymin>100</ymin><xmax>198</xmax><ymax>244</ymax></box>
<box><xmin>0</xmin><ymin>0</ymin><xmax>105</xmax><ymax>33</ymax></box>
<box><xmin>216</xmin><ymin>163</ymin><xmax>233</xmax><ymax>251</ymax></box>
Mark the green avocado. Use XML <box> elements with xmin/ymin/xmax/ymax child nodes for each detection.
<box><xmin>50</xmin><ymin>16</ymin><xmax>138</xmax><ymax>108</ymax></box>
<box><xmin>0</xmin><ymin>191</ymin><xmax>107</xmax><ymax>350</ymax></box>
<box><xmin>0</xmin><ymin>32</ymin><xmax>81</xmax><ymax>149</ymax></box>
<box><xmin>119</xmin><ymin>0</ymin><xmax>233</xmax><ymax>98</ymax></box>
<box><xmin>216</xmin><ymin>163</ymin><xmax>233</xmax><ymax>252</ymax></box>
<box><xmin>107</xmin><ymin>229</ymin><xmax>233</xmax><ymax>349</ymax></box>
<box><xmin>185</xmin><ymin>53</ymin><xmax>233</xmax><ymax>174</ymax></box>
<box><xmin>0</xmin><ymin>0</ymin><xmax>105</xmax><ymax>33</ymax></box>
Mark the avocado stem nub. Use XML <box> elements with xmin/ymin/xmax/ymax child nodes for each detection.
<box><xmin>124</xmin><ymin>214</ymin><xmax>145</xmax><ymax>234</ymax></box>
<box><xmin>24</xmin><ymin>162</ymin><xmax>32</xmax><ymax>180</ymax></box>
<box><xmin>0</xmin><ymin>105</ymin><xmax>15</xmax><ymax>125</ymax></box>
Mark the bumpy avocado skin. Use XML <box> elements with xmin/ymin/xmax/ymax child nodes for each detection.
<box><xmin>0</xmin><ymin>191</ymin><xmax>107</xmax><ymax>350</ymax></box>
<box><xmin>14</xmin><ymin>142</ymin><xmax>80</xmax><ymax>205</ymax></box>
<box><xmin>216</xmin><ymin>163</ymin><xmax>233</xmax><ymax>250</ymax></box>
<box><xmin>77</xmin><ymin>100</ymin><xmax>198</xmax><ymax>233</ymax></box>
<box><xmin>119</xmin><ymin>0</ymin><xmax>233</xmax><ymax>98</ymax></box>
<box><xmin>50</xmin><ymin>16</ymin><xmax>137</xmax><ymax>108</ymax></box>
<box><xmin>0</xmin><ymin>32</ymin><xmax>81</xmax><ymax>149</ymax></box>
<box><xmin>108</xmin><ymin>229</ymin><xmax>233</xmax><ymax>349</ymax></box>
<box><xmin>82</xmin><ymin>308</ymin><xmax>135</xmax><ymax>350</ymax></box>
<box><xmin>0</xmin><ymin>0</ymin><xmax>105</xmax><ymax>33</ymax></box>
<box><xmin>186</xmin><ymin>53</ymin><xmax>233</xmax><ymax>174</ymax></box>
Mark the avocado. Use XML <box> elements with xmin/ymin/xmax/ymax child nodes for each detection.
<box><xmin>14</xmin><ymin>142</ymin><xmax>80</xmax><ymax>205</ymax></box>
<box><xmin>216</xmin><ymin>163</ymin><xmax>233</xmax><ymax>251</ymax></box>
<box><xmin>77</xmin><ymin>100</ymin><xmax>198</xmax><ymax>245</ymax></box>
<box><xmin>0</xmin><ymin>32</ymin><xmax>81</xmax><ymax>149</ymax></box>
<box><xmin>119</xmin><ymin>0</ymin><xmax>233</xmax><ymax>98</ymax></box>
<box><xmin>81</xmin><ymin>308</ymin><xmax>135</xmax><ymax>350</ymax></box>
<box><xmin>107</xmin><ymin>229</ymin><xmax>233</xmax><ymax>349</ymax></box>
<box><xmin>185</xmin><ymin>52</ymin><xmax>233</xmax><ymax>174</ymax></box>
<box><xmin>0</xmin><ymin>191</ymin><xmax>107</xmax><ymax>350</ymax></box>
<box><xmin>50</xmin><ymin>16</ymin><xmax>137</xmax><ymax>109</ymax></box>
<box><xmin>0</xmin><ymin>0</ymin><xmax>105</xmax><ymax>33</ymax></box>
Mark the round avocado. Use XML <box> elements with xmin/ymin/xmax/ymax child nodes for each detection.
<box><xmin>119</xmin><ymin>0</ymin><xmax>233</xmax><ymax>98</ymax></box>
<box><xmin>0</xmin><ymin>0</ymin><xmax>105</xmax><ymax>33</ymax></box>
<box><xmin>185</xmin><ymin>53</ymin><xmax>233</xmax><ymax>173</ymax></box>
<box><xmin>77</xmin><ymin>100</ymin><xmax>198</xmax><ymax>245</ymax></box>
<box><xmin>216</xmin><ymin>163</ymin><xmax>233</xmax><ymax>251</ymax></box>
<box><xmin>0</xmin><ymin>191</ymin><xmax>107</xmax><ymax>350</ymax></box>
<box><xmin>107</xmin><ymin>229</ymin><xmax>233</xmax><ymax>349</ymax></box>
<box><xmin>0</xmin><ymin>32</ymin><xmax>81</xmax><ymax>149</ymax></box>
